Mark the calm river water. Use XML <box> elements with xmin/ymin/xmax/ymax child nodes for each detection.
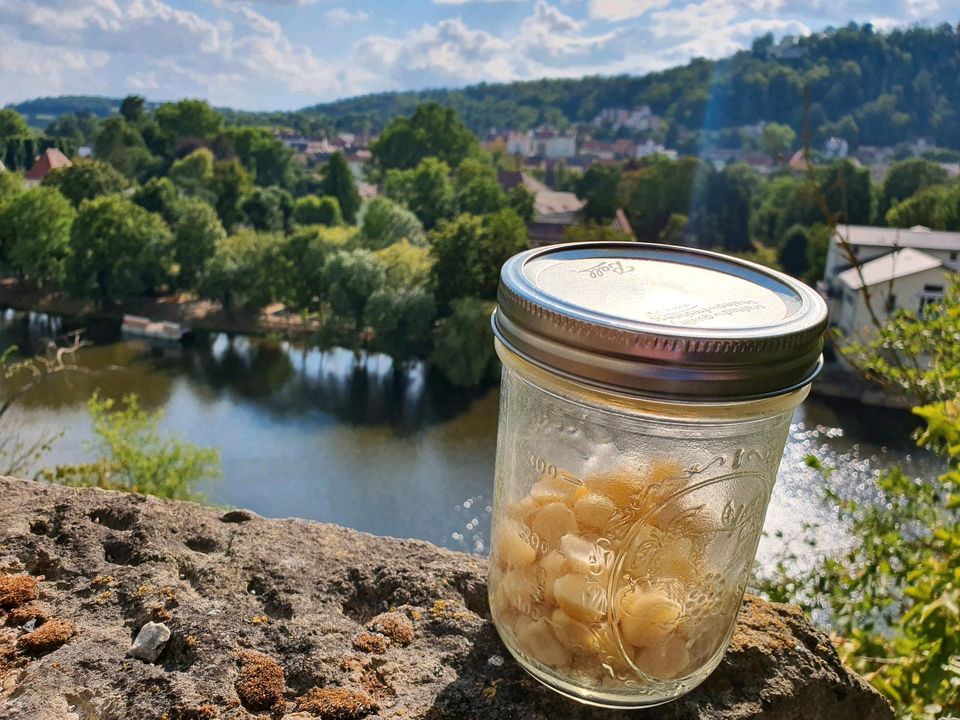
<box><xmin>0</xmin><ymin>308</ymin><xmax>943</xmax><ymax>571</ymax></box>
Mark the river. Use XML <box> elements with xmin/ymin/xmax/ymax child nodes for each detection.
<box><xmin>0</xmin><ymin>308</ymin><xmax>943</xmax><ymax>572</ymax></box>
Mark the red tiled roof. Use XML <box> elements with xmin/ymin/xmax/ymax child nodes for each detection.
<box><xmin>24</xmin><ymin>148</ymin><xmax>72</xmax><ymax>181</ymax></box>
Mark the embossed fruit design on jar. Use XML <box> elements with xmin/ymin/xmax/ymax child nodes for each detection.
<box><xmin>488</xmin><ymin>243</ymin><xmax>828</xmax><ymax>708</ymax></box>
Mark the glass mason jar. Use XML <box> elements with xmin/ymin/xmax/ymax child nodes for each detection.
<box><xmin>488</xmin><ymin>243</ymin><xmax>828</xmax><ymax>708</ymax></box>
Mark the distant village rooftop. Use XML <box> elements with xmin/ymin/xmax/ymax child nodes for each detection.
<box><xmin>24</xmin><ymin>147</ymin><xmax>72</xmax><ymax>182</ymax></box>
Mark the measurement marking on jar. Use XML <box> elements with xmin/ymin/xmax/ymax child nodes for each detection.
<box><xmin>528</xmin><ymin>455</ymin><xmax>558</xmax><ymax>478</ymax></box>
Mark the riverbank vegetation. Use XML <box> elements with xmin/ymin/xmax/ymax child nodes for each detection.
<box><xmin>758</xmin><ymin>279</ymin><xmax>960</xmax><ymax>718</ymax></box>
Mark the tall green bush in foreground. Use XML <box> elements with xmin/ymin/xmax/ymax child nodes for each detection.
<box><xmin>760</xmin><ymin>280</ymin><xmax>960</xmax><ymax>718</ymax></box>
<box><xmin>37</xmin><ymin>393</ymin><xmax>220</xmax><ymax>502</ymax></box>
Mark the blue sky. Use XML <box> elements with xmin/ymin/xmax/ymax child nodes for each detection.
<box><xmin>0</xmin><ymin>0</ymin><xmax>955</xmax><ymax>111</ymax></box>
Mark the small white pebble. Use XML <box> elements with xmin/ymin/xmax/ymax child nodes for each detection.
<box><xmin>128</xmin><ymin>621</ymin><xmax>171</xmax><ymax>663</ymax></box>
<box><xmin>487</xmin><ymin>655</ymin><xmax>504</xmax><ymax>667</ymax></box>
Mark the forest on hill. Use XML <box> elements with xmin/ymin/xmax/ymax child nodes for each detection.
<box><xmin>288</xmin><ymin>22</ymin><xmax>960</xmax><ymax>149</ymax></box>
<box><xmin>8</xmin><ymin>23</ymin><xmax>960</xmax><ymax>151</ymax></box>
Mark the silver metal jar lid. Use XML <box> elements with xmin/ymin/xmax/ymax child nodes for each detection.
<box><xmin>492</xmin><ymin>242</ymin><xmax>829</xmax><ymax>401</ymax></box>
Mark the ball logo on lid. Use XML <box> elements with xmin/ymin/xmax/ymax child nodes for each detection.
<box><xmin>575</xmin><ymin>260</ymin><xmax>635</xmax><ymax>279</ymax></box>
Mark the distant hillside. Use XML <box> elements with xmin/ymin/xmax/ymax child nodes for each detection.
<box><xmin>8</xmin><ymin>96</ymin><xmax>162</xmax><ymax>128</ymax></box>
<box><xmin>8</xmin><ymin>23</ymin><xmax>960</xmax><ymax>149</ymax></box>
<box><xmin>295</xmin><ymin>23</ymin><xmax>959</xmax><ymax>148</ymax></box>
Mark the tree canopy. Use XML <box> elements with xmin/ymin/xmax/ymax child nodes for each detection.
<box><xmin>372</xmin><ymin>103</ymin><xmax>479</xmax><ymax>171</ymax></box>
<box><xmin>68</xmin><ymin>195</ymin><xmax>173</xmax><ymax>304</ymax></box>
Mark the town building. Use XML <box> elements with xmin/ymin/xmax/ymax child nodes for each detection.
<box><xmin>592</xmin><ymin>106</ymin><xmax>661</xmax><ymax>133</ymax></box>
<box><xmin>532</xmin><ymin>129</ymin><xmax>576</xmax><ymax>160</ymax></box>
<box><xmin>497</xmin><ymin>170</ymin><xmax>584</xmax><ymax>246</ymax></box>
<box><xmin>821</xmin><ymin>225</ymin><xmax>960</xmax><ymax>342</ymax></box>
<box><xmin>506</xmin><ymin>132</ymin><xmax>532</xmax><ymax>156</ymax></box>
<box><xmin>824</xmin><ymin>137</ymin><xmax>849</xmax><ymax>159</ymax></box>
<box><xmin>635</xmin><ymin>139</ymin><xmax>677</xmax><ymax>160</ymax></box>
<box><xmin>24</xmin><ymin>148</ymin><xmax>72</xmax><ymax>186</ymax></box>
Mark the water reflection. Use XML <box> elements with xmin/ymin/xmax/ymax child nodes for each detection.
<box><xmin>0</xmin><ymin>308</ymin><xmax>943</xmax><ymax>565</ymax></box>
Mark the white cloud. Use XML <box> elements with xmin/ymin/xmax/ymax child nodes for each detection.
<box><xmin>589</xmin><ymin>0</ymin><xmax>669</xmax><ymax>22</ymax></box>
<box><xmin>907</xmin><ymin>0</ymin><xmax>939</xmax><ymax>16</ymax></box>
<box><xmin>324</xmin><ymin>7</ymin><xmax>369</xmax><ymax>22</ymax></box>
<box><xmin>1</xmin><ymin>0</ymin><xmax>956</xmax><ymax>110</ymax></box>
<box><xmin>650</xmin><ymin>0</ymin><xmax>739</xmax><ymax>39</ymax></box>
<box><xmin>125</xmin><ymin>71</ymin><xmax>160</xmax><ymax>91</ymax></box>
<box><xmin>0</xmin><ymin>30</ymin><xmax>111</xmax><ymax>104</ymax></box>
<box><xmin>0</xmin><ymin>0</ymin><xmax>346</xmax><ymax>108</ymax></box>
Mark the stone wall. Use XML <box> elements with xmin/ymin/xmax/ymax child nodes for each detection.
<box><xmin>0</xmin><ymin>478</ymin><xmax>892</xmax><ymax>719</ymax></box>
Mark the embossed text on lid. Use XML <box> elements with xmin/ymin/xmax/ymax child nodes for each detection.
<box><xmin>493</xmin><ymin>242</ymin><xmax>829</xmax><ymax>400</ymax></box>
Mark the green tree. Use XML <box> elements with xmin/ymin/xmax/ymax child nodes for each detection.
<box><xmin>749</xmin><ymin>175</ymin><xmax>820</xmax><ymax>247</ymax></box>
<box><xmin>776</xmin><ymin>224</ymin><xmax>810</xmax><ymax>277</ymax></box>
<box><xmin>155</xmin><ymin>99</ymin><xmax>224</xmax><ymax>142</ymax></box>
<box><xmin>169</xmin><ymin>148</ymin><xmax>216</xmax><ymax>201</ymax></box>
<box><xmin>173</xmin><ymin>199</ymin><xmax>226</xmax><ymax>290</ymax></box>
<box><xmin>119</xmin><ymin>95</ymin><xmax>146</xmax><ymax>125</ymax></box>
<box><xmin>44</xmin><ymin>113</ymin><xmax>95</xmax><ymax>147</ymax></box>
<box><xmin>886</xmin><ymin>184</ymin><xmax>960</xmax><ymax>231</ymax></box>
<box><xmin>457</xmin><ymin>175</ymin><xmax>507</xmax><ymax>215</ymax></box>
<box><xmin>576</xmin><ymin>165</ymin><xmax>622</xmax><ymax>223</ymax></box>
<box><xmin>321</xmin><ymin>249</ymin><xmax>387</xmax><ymax>333</ymax></box>
<box><xmin>433</xmin><ymin>297</ymin><xmax>498</xmax><ymax>387</ymax></box>
<box><xmin>385</xmin><ymin>157</ymin><xmax>456</xmax><ymax>230</ymax></box>
<box><xmin>620</xmin><ymin>156</ymin><xmax>703</xmax><ymax>241</ymax></box>
<box><xmin>760</xmin><ymin>122</ymin><xmax>796</xmax><ymax>162</ymax></box>
<box><xmin>38</xmin><ymin>393</ymin><xmax>219</xmax><ymax>501</ymax></box>
<box><xmin>93</xmin><ymin>116</ymin><xmax>158</xmax><ymax>180</ymax></box>
<box><xmin>358</xmin><ymin>196</ymin><xmax>426</xmax><ymax>250</ymax></box>
<box><xmin>364</xmin><ymin>286</ymin><xmax>436</xmax><ymax>365</ymax></box>
<box><xmin>882</xmin><ymin>158</ymin><xmax>950</xmax><ymax>214</ymax></box>
<box><xmin>0</xmin><ymin>109</ymin><xmax>30</xmax><ymax>139</ymax></box>
<box><xmin>293</xmin><ymin>195</ymin><xmax>342</xmax><ymax>226</ymax></box>
<box><xmin>803</xmin><ymin>224</ymin><xmax>832</xmax><ymax>285</ymax></box>
<box><xmin>657</xmin><ymin>213</ymin><xmax>688</xmax><ymax>243</ymax></box>
<box><xmin>429</xmin><ymin>209</ymin><xmax>527</xmax><ymax>310</ymax></box>
<box><xmin>371</xmin><ymin>103</ymin><xmax>479</xmax><ymax>172</ymax></box>
<box><xmin>320</xmin><ymin>152</ymin><xmax>361</xmax><ymax>224</ymax></box>
<box><xmin>281</xmin><ymin>225</ymin><xmax>355</xmax><ymax>309</ymax></box>
<box><xmin>507</xmin><ymin>185</ymin><xmax>536</xmax><ymax>223</ymax></box>
<box><xmin>707</xmin><ymin>163</ymin><xmax>762</xmax><ymax>251</ymax></box>
<box><xmin>241</xmin><ymin>186</ymin><xmax>293</xmax><ymax>232</ymax></box>
<box><xmin>68</xmin><ymin>195</ymin><xmax>173</xmax><ymax>304</ymax></box>
<box><xmin>222</xmin><ymin>127</ymin><xmax>294</xmax><ymax>188</ymax></box>
<box><xmin>0</xmin><ymin>187</ymin><xmax>75</xmax><ymax>287</ymax></box>
<box><xmin>819</xmin><ymin>158</ymin><xmax>872</xmax><ymax>224</ymax></box>
<box><xmin>563</xmin><ymin>223</ymin><xmax>634</xmax><ymax>243</ymax></box>
<box><xmin>132</xmin><ymin>177</ymin><xmax>182</xmax><ymax>225</ymax></box>
<box><xmin>0</xmin><ymin>171</ymin><xmax>24</xmax><ymax>205</ymax></box>
<box><xmin>375</xmin><ymin>239</ymin><xmax>433</xmax><ymax>289</ymax></box>
<box><xmin>42</xmin><ymin>159</ymin><xmax>128</xmax><ymax>207</ymax></box>
<box><xmin>199</xmin><ymin>230</ymin><xmax>292</xmax><ymax>313</ymax></box>
<box><xmin>211</xmin><ymin>159</ymin><xmax>253</xmax><ymax>231</ymax></box>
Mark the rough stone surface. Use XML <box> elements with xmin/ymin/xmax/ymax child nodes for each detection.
<box><xmin>0</xmin><ymin>477</ymin><xmax>893</xmax><ymax>720</ymax></box>
<box><xmin>128</xmin><ymin>621</ymin><xmax>172</xmax><ymax>662</ymax></box>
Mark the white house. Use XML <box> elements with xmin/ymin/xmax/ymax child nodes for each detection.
<box><xmin>823</xmin><ymin>225</ymin><xmax>960</xmax><ymax>293</ymax></box>
<box><xmin>824</xmin><ymin>137</ymin><xmax>849</xmax><ymax>159</ymax></box>
<box><xmin>506</xmin><ymin>132</ymin><xmax>532</xmax><ymax>157</ymax></box>
<box><xmin>635</xmin><ymin>139</ymin><xmax>677</xmax><ymax>160</ymax></box>
<box><xmin>533</xmin><ymin>129</ymin><xmax>576</xmax><ymax>159</ymax></box>
<box><xmin>832</xmin><ymin>248</ymin><xmax>956</xmax><ymax>342</ymax></box>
